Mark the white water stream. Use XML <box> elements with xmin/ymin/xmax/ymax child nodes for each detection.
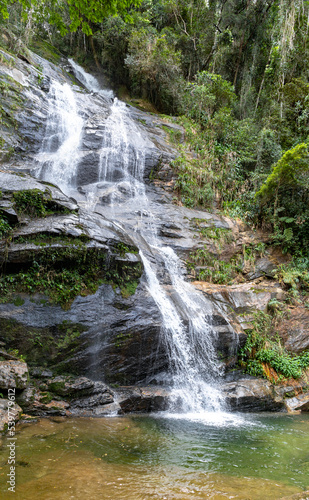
<box><xmin>36</xmin><ymin>60</ymin><xmax>236</xmax><ymax>421</ymax></box>
<box><xmin>36</xmin><ymin>80</ymin><xmax>84</xmax><ymax>191</ymax></box>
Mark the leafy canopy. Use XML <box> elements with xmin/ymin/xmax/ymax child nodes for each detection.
<box><xmin>1</xmin><ymin>0</ymin><xmax>142</xmax><ymax>35</ymax></box>
<box><xmin>256</xmin><ymin>143</ymin><xmax>309</xmax><ymax>202</ymax></box>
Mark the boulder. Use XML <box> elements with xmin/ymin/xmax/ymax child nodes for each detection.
<box><xmin>0</xmin><ymin>360</ymin><xmax>28</xmax><ymax>390</ymax></box>
<box><xmin>117</xmin><ymin>386</ymin><xmax>170</xmax><ymax>413</ymax></box>
<box><xmin>285</xmin><ymin>391</ymin><xmax>309</xmax><ymax>412</ymax></box>
<box><xmin>0</xmin><ymin>399</ymin><xmax>22</xmax><ymax>433</ymax></box>
<box><xmin>281</xmin><ymin>306</ymin><xmax>309</xmax><ymax>354</ymax></box>
<box><xmin>17</xmin><ymin>385</ymin><xmax>69</xmax><ymax>416</ymax></box>
<box><xmin>47</xmin><ymin>375</ymin><xmax>95</xmax><ymax>396</ymax></box>
<box><xmin>222</xmin><ymin>378</ymin><xmax>285</xmax><ymax>412</ymax></box>
<box><xmin>69</xmin><ymin>381</ymin><xmax>114</xmax><ymax>411</ymax></box>
<box><xmin>246</xmin><ymin>256</ymin><xmax>278</xmax><ymax>279</ymax></box>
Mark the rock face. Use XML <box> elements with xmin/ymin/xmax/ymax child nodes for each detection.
<box><xmin>0</xmin><ymin>361</ymin><xmax>28</xmax><ymax>390</ymax></box>
<box><xmin>15</xmin><ymin>369</ymin><xmax>170</xmax><ymax>417</ymax></box>
<box><xmin>1</xmin><ymin>46</ymin><xmax>309</xmax><ymax>419</ymax></box>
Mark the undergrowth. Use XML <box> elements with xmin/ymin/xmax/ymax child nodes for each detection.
<box><xmin>240</xmin><ymin>308</ymin><xmax>309</xmax><ymax>381</ymax></box>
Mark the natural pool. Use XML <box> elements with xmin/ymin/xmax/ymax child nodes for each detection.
<box><xmin>0</xmin><ymin>412</ymin><xmax>308</xmax><ymax>499</ymax></box>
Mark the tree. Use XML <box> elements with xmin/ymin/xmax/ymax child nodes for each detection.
<box><xmin>256</xmin><ymin>143</ymin><xmax>309</xmax><ymax>251</ymax></box>
<box><xmin>1</xmin><ymin>0</ymin><xmax>142</xmax><ymax>35</ymax></box>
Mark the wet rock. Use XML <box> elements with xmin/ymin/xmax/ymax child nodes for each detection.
<box><xmin>30</xmin><ymin>367</ymin><xmax>53</xmax><ymax>379</ymax></box>
<box><xmin>0</xmin><ymin>360</ymin><xmax>29</xmax><ymax>390</ymax></box>
<box><xmin>17</xmin><ymin>385</ymin><xmax>69</xmax><ymax>416</ymax></box>
<box><xmin>0</xmin><ymin>201</ymin><xmax>19</xmax><ymax>225</ymax></box>
<box><xmin>0</xmin><ymin>399</ymin><xmax>22</xmax><ymax>433</ymax></box>
<box><xmin>90</xmin><ymin>402</ymin><xmax>121</xmax><ymax>416</ymax></box>
<box><xmin>69</xmin><ymin>385</ymin><xmax>114</xmax><ymax>410</ymax></box>
<box><xmin>285</xmin><ymin>391</ymin><xmax>309</xmax><ymax>412</ymax></box>
<box><xmin>117</xmin><ymin>386</ymin><xmax>170</xmax><ymax>413</ymax></box>
<box><xmin>15</xmin><ymin>376</ymin><xmax>115</xmax><ymax>417</ymax></box>
<box><xmin>17</xmin><ymin>385</ymin><xmax>38</xmax><ymax>410</ymax></box>
<box><xmin>47</xmin><ymin>375</ymin><xmax>95</xmax><ymax>396</ymax></box>
<box><xmin>222</xmin><ymin>378</ymin><xmax>285</xmax><ymax>412</ymax></box>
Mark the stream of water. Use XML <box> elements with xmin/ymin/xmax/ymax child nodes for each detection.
<box><xmin>35</xmin><ymin>60</ymin><xmax>229</xmax><ymax>418</ymax></box>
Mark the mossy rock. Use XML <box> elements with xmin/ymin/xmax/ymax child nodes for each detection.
<box><xmin>0</xmin><ymin>318</ymin><xmax>88</xmax><ymax>372</ymax></box>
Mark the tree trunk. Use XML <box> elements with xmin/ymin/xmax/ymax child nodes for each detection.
<box><xmin>89</xmin><ymin>35</ymin><xmax>101</xmax><ymax>70</ymax></box>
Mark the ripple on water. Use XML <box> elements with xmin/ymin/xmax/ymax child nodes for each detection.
<box><xmin>0</xmin><ymin>415</ymin><xmax>308</xmax><ymax>500</ymax></box>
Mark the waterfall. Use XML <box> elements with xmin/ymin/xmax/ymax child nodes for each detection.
<box><xmin>38</xmin><ymin>60</ymin><xmax>230</xmax><ymax>417</ymax></box>
<box><xmin>68</xmin><ymin>58</ymin><xmax>114</xmax><ymax>99</ymax></box>
<box><xmin>98</xmin><ymin>99</ymin><xmax>146</xmax><ymax>199</ymax></box>
<box><xmin>35</xmin><ymin>80</ymin><xmax>84</xmax><ymax>191</ymax></box>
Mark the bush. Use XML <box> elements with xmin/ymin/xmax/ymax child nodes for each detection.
<box><xmin>182</xmin><ymin>71</ymin><xmax>236</xmax><ymax>127</ymax></box>
<box><xmin>240</xmin><ymin>310</ymin><xmax>309</xmax><ymax>380</ymax></box>
<box><xmin>256</xmin><ymin>143</ymin><xmax>309</xmax><ymax>253</ymax></box>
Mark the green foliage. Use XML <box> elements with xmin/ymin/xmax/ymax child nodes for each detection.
<box><xmin>1</xmin><ymin>0</ymin><xmax>142</xmax><ymax>35</ymax></box>
<box><xmin>172</xmin><ymin>149</ymin><xmax>214</xmax><ymax>208</ymax></box>
<box><xmin>125</xmin><ymin>27</ymin><xmax>183</xmax><ymax>112</ymax></box>
<box><xmin>183</xmin><ymin>71</ymin><xmax>236</xmax><ymax>127</ymax></box>
<box><xmin>256</xmin><ymin>144</ymin><xmax>309</xmax><ymax>253</ymax></box>
<box><xmin>256</xmin><ymin>144</ymin><xmax>309</xmax><ymax>202</ymax></box>
<box><xmin>11</xmin><ymin>189</ymin><xmax>74</xmax><ymax>219</ymax></box>
<box><xmin>120</xmin><ymin>281</ymin><xmax>139</xmax><ymax>298</ymax></box>
<box><xmin>276</xmin><ymin>256</ymin><xmax>309</xmax><ymax>292</ymax></box>
<box><xmin>240</xmin><ymin>309</ymin><xmax>309</xmax><ymax>380</ymax></box>
<box><xmin>188</xmin><ymin>246</ymin><xmax>242</xmax><ymax>285</ymax></box>
<box><xmin>0</xmin><ymin>238</ymin><xmax>142</xmax><ymax>309</ymax></box>
<box><xmin>0</xmin><ymin>216</ymin><xmax>11</xmax><ymax>237</ymax></box>
<box><xmin>12</xmin><ymin>189</ymin><xmax>49</xmax><ymax>217</ymax></box>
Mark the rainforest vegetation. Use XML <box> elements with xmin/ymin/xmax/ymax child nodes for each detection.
<box><xmin>1</xmin><ymin>1</ymin><xmax>309</xmax><ymax>380</ymax></box>
<box><xmin>2</xmin><ymin>0</ymin><xmax>309</xmax><ymax>258</ymax></box>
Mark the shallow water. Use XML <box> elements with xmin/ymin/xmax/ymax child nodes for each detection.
<box><xmin>0</xmin><ymin>413</ymin><xmax>309</xmax><ymax>499</ymax></box>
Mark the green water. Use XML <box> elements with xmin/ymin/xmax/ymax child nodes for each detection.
<box><xmin>0</xmin><ymin>413</ymin><xmax>308</xmax><ymax>499</ymax></box>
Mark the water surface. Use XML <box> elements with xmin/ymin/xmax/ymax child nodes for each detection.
<box><xmin>0</xmin><ymin>413</ymin><xmax>308</xmax><ymax>499</ymax></box>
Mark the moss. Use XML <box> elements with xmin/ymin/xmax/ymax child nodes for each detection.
<box><xmin>48</xmin><ymin>381</ymin><xmax>65</xmax><ymax>394</ymax></box>
<box><xmin>114</xmin><ymin>332</ymin><xmax>133</xmax><ymax>349</ymax></box>
<box><xmin>12</xmin><ymin>189</ymin><xmax>75</xmax><ymax>218</ymax></box>
<box><xmin>1</xmin><ymin>232</ymin><xmax>142</xmax><ymax>308</ymax></box>
<box><xmin>13</xmin><ymin>295</ymin><xmax>25</xmax><ymax>306</ymax></box>
<box><xmin>120</xmin><ymin>281</ymin><xmax>139</xmax><ymax>298</ymax></box>
<box><xmin>40</xmin><ymin>392</ymin><xmax>54</xmax><ymax>404</ymax></box>
<box><xmin>0</xmin><ymin>318</ymin><xmax>87</xmax><ymax>370</ymax></box>
<box><xmin>29</xmin><ymin>38</ymin><xmax>62</xmax><ymax>65</ymax></box>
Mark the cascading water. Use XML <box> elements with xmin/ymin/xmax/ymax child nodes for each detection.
<box><xmin>68</xmin><ymin>58</ymin><xmax>114</xmax><ymax>99</ymax></box>
<box><xmin>35</xmin><ymin>80</ymin><xmax>84</xmax><ymax>191</ymax></box>
<box><xmin>98</xmin><ymin>99</ymin><xmax>147</xmax><ymax>199</ymax></box>
<box><xmin>37</xmin><ymin>60</ymin><xmax>233</xmax><ymax>419</ymax></box>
